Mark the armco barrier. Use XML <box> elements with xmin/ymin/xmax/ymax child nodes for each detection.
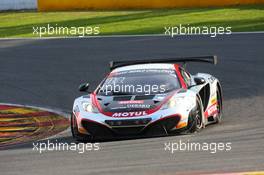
<box><xmin>38</xmin><ymin>0</ymin><xmax>264</xmax><ymax>11</ymax></box>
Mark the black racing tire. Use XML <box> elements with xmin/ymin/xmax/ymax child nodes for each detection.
<box><xmin>71</xmin><ymin>113</ymin><xmax>93</xmax><ymax>142</ymax></box>
<box><xmin>187</xmin><ymin>97</ymin><xmax>203</xmax><ymax>133</ymax></box>
<box><xmin>215</xmin><ymin>88</ymin><xmax>223</xmax><ymax>124</ymax></box>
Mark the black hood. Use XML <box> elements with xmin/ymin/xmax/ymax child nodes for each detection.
<box><xmin>96</xmin><ymin>93</ymin><xmax>171</xmax><ymax>113</ymax></box>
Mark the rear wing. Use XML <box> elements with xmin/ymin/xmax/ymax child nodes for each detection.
<box><xmin>110</xmin><ymin>55</ymin><xmax>218</xmax><ymax>70</ymax></box>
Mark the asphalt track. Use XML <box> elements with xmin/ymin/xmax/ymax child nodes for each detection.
<box><xmin>0</xmin><ymin>34</ymin><xmax>264</xmax><ymax>175</ymax></box>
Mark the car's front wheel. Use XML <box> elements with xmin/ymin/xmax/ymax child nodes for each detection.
<box><xmin>71</xmin><ymin>113</ymin><xmax>93</xmax><ymax>142</ymax></box>
<box><xmin>187</xmin><ymin>97</ymin><xmax>203</xmax><ymax>133</ymax></box>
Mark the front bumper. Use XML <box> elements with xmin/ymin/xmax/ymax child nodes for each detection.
<box><xmin>80</xmin><ymin>114</ymin><xmax>181</xmax><ymax>138</ymax></box>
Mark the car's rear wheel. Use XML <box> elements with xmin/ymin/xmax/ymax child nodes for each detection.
<box><xmin>215</xmin><ymin>88</ymin><xmax>223</xmax><ymax>123</ymax></box>
<box><xmin>71</xmin><ymin>113</ymin><xmax>93</xmax><ymax>142</ymax></box>
<box><xmin>187</xmin><ymin>97</ymin><xmax>203</xmax><ymax>133</ymax></box>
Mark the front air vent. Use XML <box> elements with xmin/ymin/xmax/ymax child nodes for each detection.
<box><xmin>134</xmin><ymin>95</ymin><xmax>155</xmax><ymax>100</ymax></box>
<box><xmin>113</xmin><ymin>96</ymin><xmax>132</xmax><ymax>101</ymax></box>
<box><xmin>153</xmin><ymin>100</ymin><xmax>160</xmax><ymax>104</ymax></box>
<box><xmin>104</xmin><ymin>103</ymin><xmax>110</xmax><ymax>106</ymax></box>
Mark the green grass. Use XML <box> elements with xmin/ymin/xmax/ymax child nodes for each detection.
<box><xmin>0</xmin><ymin>5</ymin><xmax>264</xmax><ymax>37</ymax></box>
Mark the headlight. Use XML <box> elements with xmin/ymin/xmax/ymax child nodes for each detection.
<box><xmin>162</xmin><ymin>96</ymin><xmax>185</xmax><ymax>110</ymax></box>
<box><xmin>82</xmin><ymin>102</ymin><xmax>99</xmax><ymax>113</ymax></box>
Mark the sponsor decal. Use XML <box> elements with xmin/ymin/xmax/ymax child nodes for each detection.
<box><xmin>110</xmin><ymin>106</ymin><xmax>128</xmax><ymax>110</ymax></box>
<box><xmin>112</xmin><ymin>111</ymin><xmax>147</xmax><ymax>118</ymax></box>
<box><xmin>210</xmin><ymin>97</ymin><xmax>217</xmax><ymax>104</ymax></box>
<box><xmin>118</xmin><ymin>100</ymin><xmax>144</xmax><ymax>104</ymax></box>
<box><xmin>127</xmin><ymin>104</ymin><xmax>151</xmax><ymax>109</ymax></box>
<box><xmin>115</xmin><ymin>69</ymin><xmax>175</xmax><ymax>75</ymax></box>
<box><xmin>205</xmin><ymin>103</ymin><xmax>218</xmax><ymax>117</ymax></box>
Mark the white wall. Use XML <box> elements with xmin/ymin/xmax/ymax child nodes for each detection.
<box><xmin>0</xmin><ymin>0</ymin><xmax>37</xmax><ymax>11</ymax></box>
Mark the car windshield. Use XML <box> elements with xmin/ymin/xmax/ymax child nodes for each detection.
<box><xmin>97</xmin><ymin>69</ymin><xmax>180</xmax><ymax>96</ymax></box>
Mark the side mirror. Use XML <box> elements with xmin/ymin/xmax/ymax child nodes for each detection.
<box><xmin>194</xmin><ymin>77</ymin><xmax>206</xmax><ymax>85</ymax></box>
<box><xmin>79</xmin><ymin>83</ymin><xmax>90</xmax><ymax>92</ymax></box>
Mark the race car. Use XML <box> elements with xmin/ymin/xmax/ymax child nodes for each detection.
<box><xmin>71</xmin><ymin>56</ymin><xmax>223</xmax><ymax>141</ymax></box>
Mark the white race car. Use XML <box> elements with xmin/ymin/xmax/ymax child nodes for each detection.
<box><xmin>71</xmin><ymin>56</ymin><xmax>223</xmax><ymax>141</ymax></box>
